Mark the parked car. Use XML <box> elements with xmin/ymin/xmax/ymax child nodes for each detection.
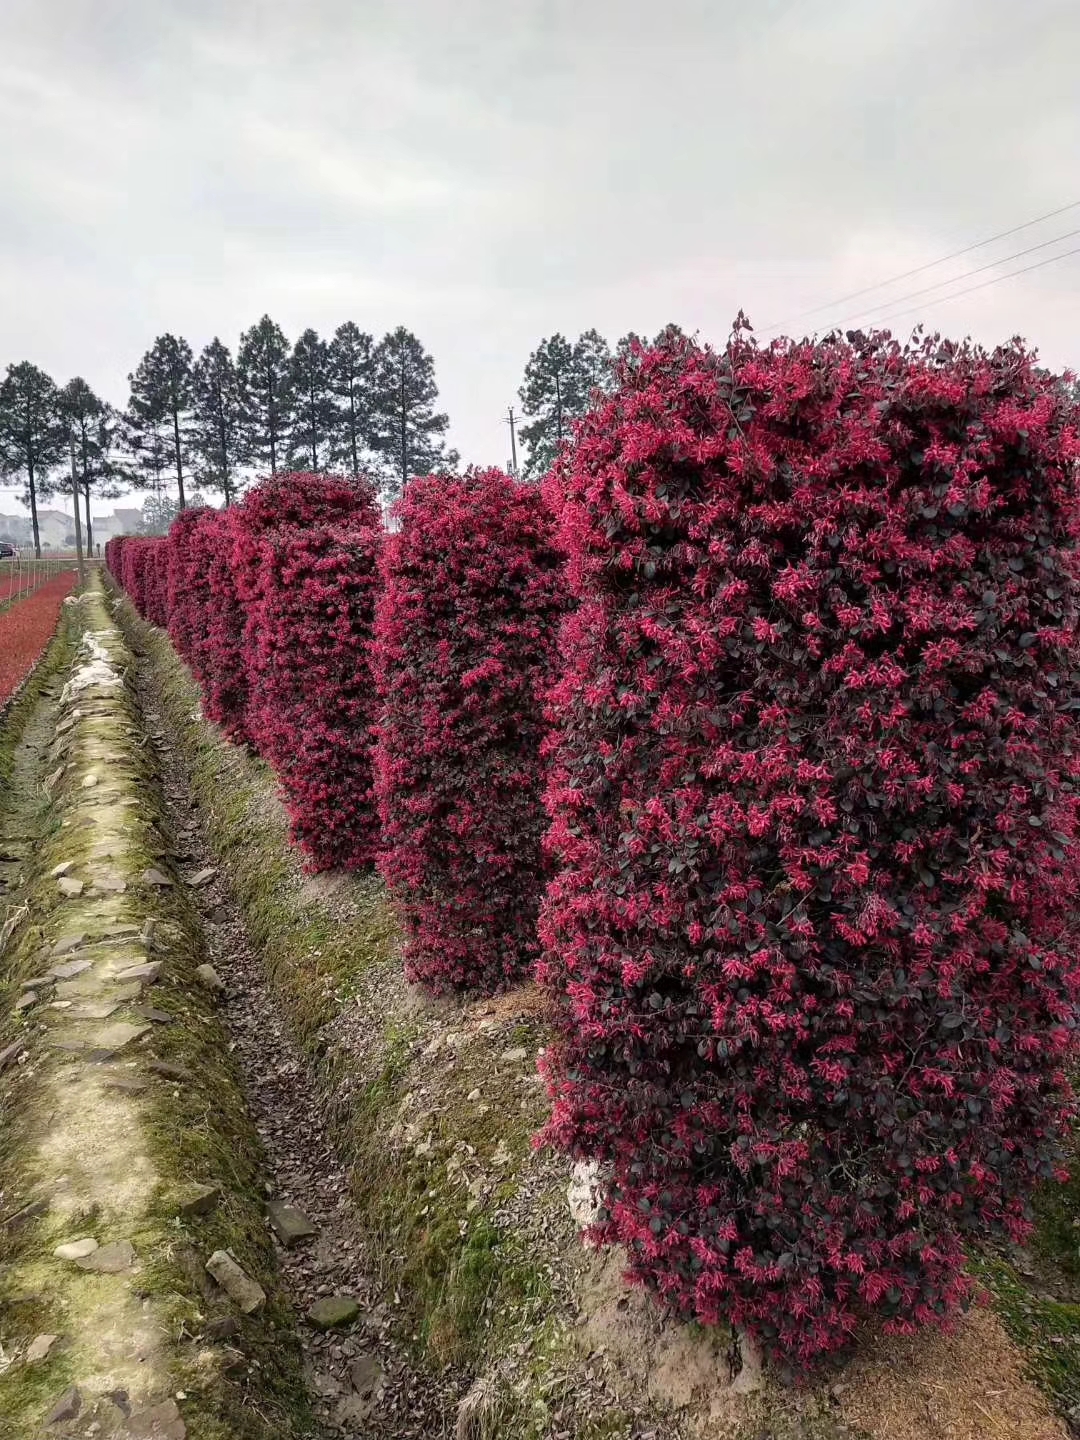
<box><xmin>0</xmin><ymin>542</ymin><xmax>17</xmax><ymax>559</ymax></box>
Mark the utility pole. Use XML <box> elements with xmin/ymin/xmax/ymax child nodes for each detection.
<box><xmin>69</xmin><ymin>437</ymin><xmax>86</xmax><ymax>588</ymax></box>
<box><xmin>506</xmin><ymin>406</ymin><xmax>519</xmax><ymax>478</ymax></box>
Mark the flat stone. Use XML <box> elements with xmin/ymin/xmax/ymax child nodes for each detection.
<box><xmin>349</xmin><ymin>1353</ymin><xmax>385</xmax><ymax>1398</ymax></box>
<box><xmin>178</xmin><ymin>1183</ymin><xmax>221</xmax><ymax>1219</ymax></box>
<box><xmin>51</xmin><ymin>861</ymin><xmax>75</xmax><ymax>878</ymax></box>
<box><xmin>0</xmin><ymin>1040</ymin><xmax>26</xmax><ymax>1069</ymax></box>
<box><xmin>76</xmin><ymin>1239</ymin><xmax>135</xmax><ymax>1273</ymax></box>
<box><xmin>54</xmin><ymin>1237</ymin><xmax>98</xmax><ymax>1261</ymax></box>
<box><xmin>81</xmin><ymin>773</ymin><xmax>99</xmax><ymax>789</ymax></box>
<box><xmin>56</xmin><ymin>876</ymin><xmax>84</xmax><ymax>897</ymax></box>
<box><xmin>127</xmin><ymin>1398</ymin><xmax>186</xmax><ymax>1439</ymax></box>
<box><xmin>51</xmin><ymin>959</ymin><xmax>92</xmax><ymax>980</ymax></box>
<box><xmin>21</xmin><ymin>975</ymin><xmax>56</xmax><ymax>990</ymax></box>
<box><xmin>500</xmin><ymin>1047</ymin><xmax>529</xmax><ymax>1063</ymax></box>
<box><xmin>149</xmin><ymin>1060</ymin><xmax>193</xmax><ymax>1082</ymax></box>
<box><xmin>44</xmin><ymin>766</ymin><xmax>65</xmax><ymax>792</ymax></box>
<box><xmin>189</xmin><ymin>867</ymin><xmax>217</xmax><ymax>888</ymax></box>
<box><xmin>141</xmin><ymin>867</ymin><xmax>173</xmax><ymax>888</ymax></box>
<box><xmin>73</xmin><ymin>1000</ymin><xmax>121</xmax><ymax>1020</ymax></box>
<box><xmin>25</xmin><ymin>1333</ymin><xmax>58</xmax><ymax>1364</ymax></box>
<box><xmin>95</xmin><ymin>875</ymin><xmax>128</xmax><ymax>894</ymax></box>
<box><xmin>103</xmin><ymin>1075</ymin><xmax>149</xmax><ymax>1095</ymax></box>
<box><xmin>55</xmin><ymin>713</ymin><xmax>77</xmax><ymax>735</ymax></box>
<box><xmin>267</xmin><ymin>1201</ymin><xmax>319</xmax><ymax>1247</ymax></box>
<box><xmin>98</xmin><ymin>1021</ymin><xmax>153</xmax><ymax>1053</ymax></box>
<box><xmin>115</xmin><ymin>961</ymin><xmax>162</xmax><ymax>984</ymax></box>
<box><xmin>50</xmin><ymin>933</ymin><xmax>89</xmax><ymax>957</ymax></box>
<box><xmin>205</xmin><ymin>1250</ymin><xmax>266</xmax><ymax>1314</ymax></box>
<box><xmin>467</xmin><ymin>1088</ymin><xmax>482</xmax><ymax>1102</ymax></box>
<box><xmin>130</xmin><ymin>1006</ymin><xmax>173</xmax><ymax>1024</ymax></box>
<box><xmin>45</xmin><ymin>1384</ymin><xmax>81</xmax><ymax>1424</ymax></box>
<box><xmin>14</xmin><ymin>990</ymin><xmax>39</xmax><ymax>1012</ymax></box>
<box><xmin>306</xmin><ymin>1295</ymin><xmax>360</xmax><ymax>1331</ymax></box>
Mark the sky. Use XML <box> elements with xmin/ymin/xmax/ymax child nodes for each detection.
<box><xmin>1</xmin><ymin>0</ymin><xmax>1078</xmax><ymax>517</ymax></box>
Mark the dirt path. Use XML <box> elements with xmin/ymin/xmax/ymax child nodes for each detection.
<box><xmin>132</xmin><ymin>642</ymin><xmax>460</xmax><ymax>1437</ymax></box>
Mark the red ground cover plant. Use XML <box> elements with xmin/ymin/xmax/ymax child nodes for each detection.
<box><xmin>0</xmin><ymin>571</ymin><xmax>78</xmax><ymax>703</ymax></box>
<box><xmin>538</xmin><ymin>325</ymin><xmax>1080</xmax><ymax>1368</ymax></box>
<box><xmin>245</xmin><ymin>519</ymin><xmax>382</xmax><ymax>870</ymax></box>
<box><xmin>373</xmin><ymin>467</ymin><xmax>566</xmax><ymax>994</ymax></box>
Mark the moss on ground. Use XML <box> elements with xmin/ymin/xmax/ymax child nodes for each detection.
<box><xmin>116</xmin><ymin>592</ymin><xmax>562</xmax><ymax>1390</ymax></box>
<box><xmin>0</xmin><ymin>582</ymin><xmax>314</xmax><ymax>1439</ymax></box>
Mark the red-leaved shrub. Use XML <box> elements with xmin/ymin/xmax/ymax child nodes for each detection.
<box><xmin>199</xmin><ymin>473</ymin><xmax>379</xmax><ymax>745</ymax></box>
<box><xmin>244</xmin><ymin>518</ymin><xmax>382</xmax><ymax>871</ymax></box>
<box><xmin>538</xmin><ymin>326</ymin><xmax>1080</xmax><ymax>1368</ymax></box>
<box><xmin>166</xmin><ymin>506</ymin><xmax>216</xmax><ymax>666</ymax></box>
<box><xmin>373</xmin><ymin>468</ymin><xmax>566</xmax><ymax>994</ymax></box>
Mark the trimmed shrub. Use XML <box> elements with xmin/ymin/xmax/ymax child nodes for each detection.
<box><xmin>145</xmin><ymin>539</ymin><xmax>170</xmax><ymax>628</ymax></box>
<box><xmin>200</xmin><ymin>472</ymin><xmax>380</xmax><ymax>745</ymax></box>
<box><xmin>373</xmin><ymin>467</ymin><xmax>566</xmax><ymax>994</ymax></box>
<box><xmin>166</xmin><ymin>506</ymin><xmax>216</xmax><ymax>666</ymax></box>
<box><xmin>244</xmin><ymin>520</ymin><xmax>382</xmax><ymax>871</ymax></box>
<box><xmin>120</xmin><ymin>537</ymin><xmax>158</xmax><ymax>618</ymax></box>
<box><xmin>538</xmin><ymin>327</ymin><xmax>1080</xmax><ymax>1368</ymax></box>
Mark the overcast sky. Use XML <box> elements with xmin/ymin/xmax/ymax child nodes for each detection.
<box><xmin>2</xmin><ymin>0</ymin><xmax>1078</xmax><ymax>516</ymax></box>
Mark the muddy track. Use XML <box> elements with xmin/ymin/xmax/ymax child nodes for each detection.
<box><xmin>130</xmin><ymin>638</ymin><xmax>459</xmax><ymax>1438</ymax></box>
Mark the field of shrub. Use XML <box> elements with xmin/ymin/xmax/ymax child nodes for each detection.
<box><xmin>107</xmin><ymin>327</ymin><xmax>1080</xmax><ymax>1374</ymax></box>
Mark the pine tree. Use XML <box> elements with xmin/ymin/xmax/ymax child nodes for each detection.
<box><xmin>191</xmin><ymin>338</ymin><xmax>242</xmax><ymax>506</ymax></box>
<box><xmin>287</xmin><ymin>328</ymin><xmax>335</xmax><ymax>471</ymax></box>
<box><xmin>236</xmin><ymin>315</ymin><xmax>292</xmax><ymax>476</ymax></box>
<box><xmin>60</xmin><ymin>377</ymin><xmax>122</xmax><ymax>555</ymax></box>
<box><xmin>0</xmin><ymin>362</ymin><xmax>66</xmax><ymax>557</ymax></box>
<box><xmin>327</xmin><ymin>321</ymin><xmax>376</xmax><ymax>475</ymax></box>
<box><xmin>127</xmin><ymin>334</ymin><xmax>195</xmax><ymax>509</ymax></box>
<box><xmin>517</xmin><ymin>330</ymin><xmax>612</xmax><ymax>479</ymax></box>
<box><xmin>371</xmin><ymin>327</ymin><xmax>454</xmax><ymax>498</ymax></box>
<box><xmin>119</xmin><ymin>411</ymin><xmax>173</xmax><ymax>500</ymax></box>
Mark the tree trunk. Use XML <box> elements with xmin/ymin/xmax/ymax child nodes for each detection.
<box><xmin>267</xmin><ymin>362</ymin><xmax>278</xmax><ymax>475</ymax></box>
<box><xmin>217</xmin><ymin>404</ymin><xmax>232</xmax><ymax>506</ymax></box>
<box><xmin>80</xmin><ymin>429</ymin><xmax>93</xmax><ymax>553</ymax></box>
<box><xmin>310</xmin><ymin>385</ymin><xmax>317</xmax><ymax>470</ymax></box>
<box><xmin>349</xmin><ymin>385</ymin><xmax>359</xmax><ymax>475</ymax></box>
<box><xmin>555</xmin><ymin>369</ymin><xmax>563</xmax><ymax>445</ymax></box>
<box><xmin>27</xmin><ymin>440</ymin><xmax>41</xmax><ymax>559</ymax></box>
<box><xmin>399</xmin><ymin>357</ymin><xmax>407</xmax><ymax>494</ymax></box>
<box><xmin>172</xmin><ymin>405</ymin><xmax>186</xmax><ymax>510</ymax></box>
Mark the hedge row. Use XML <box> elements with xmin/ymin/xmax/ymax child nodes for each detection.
<box><xmin>106</xmin><ymin>330</ymin><xmax>1080</xmax><ymax>1371</ymax></box>
<box><xmin>373</xmin><ymin>469</ymin><xmax>566</xmax><ymax>992</ymax></box>
<box><xmin>537</xmin><ymin>327</ymin><xmax>1080</xmax><ymax>1367</ymax></box>
<box><xmin>108</xmin><ymin>469</ymin><xmax>562</xmax><ymax>958</ymax></box>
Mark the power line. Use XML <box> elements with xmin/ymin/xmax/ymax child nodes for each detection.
<box><xmin>828</xmin><ymin>226</ymin><xmax>1080</xmax><ymax>331</ymax></box>
<box><xmin>761</xmin><ymin>198</ymin><xmax>1080</xmax><ymax>336</ymax></box>
<box><xmin>851</xmin><ymin>242</ymin><xmax>1080</xmax><ymax>329</ymax></box>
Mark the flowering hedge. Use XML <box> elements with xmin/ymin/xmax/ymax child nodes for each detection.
<box><xmin>200</xmin><ymin>473</ymin><xmax>381</xmax><ymax>744</ymax></box>
<box><xmin>166</xmin><ymin>506</ymin><xmax>217</xmax><ymax>668</ymax></box>
<box><xmin>373</xmin><ymin>468</ymin><xmax>566</xmax><ymax>994</ymax></box>
<box><xmin>538</xmin><ymin>327</ymin><xmax>1080</xmax><ymax>1367</ymax></box>
<box><xmin>244</xmin><ymin>518</ymin><xmax>382</xmax><ymax>871</ymax></box>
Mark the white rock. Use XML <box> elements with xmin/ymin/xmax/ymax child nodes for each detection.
<box><xmin>567</xmin><ymin>1159</ymin><xmax>607</xmax><ymax>1233</ymax></box>
<box><xmin>54</xmin><ymin>1237</ymin><xmax>98</xmax><ymax>1261</ymax></box>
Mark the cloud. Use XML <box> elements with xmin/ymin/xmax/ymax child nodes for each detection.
<box><xmin>0</xmin><ymin>0</ymin><xmax>1077</xmax><ymax>515</ymax></box>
